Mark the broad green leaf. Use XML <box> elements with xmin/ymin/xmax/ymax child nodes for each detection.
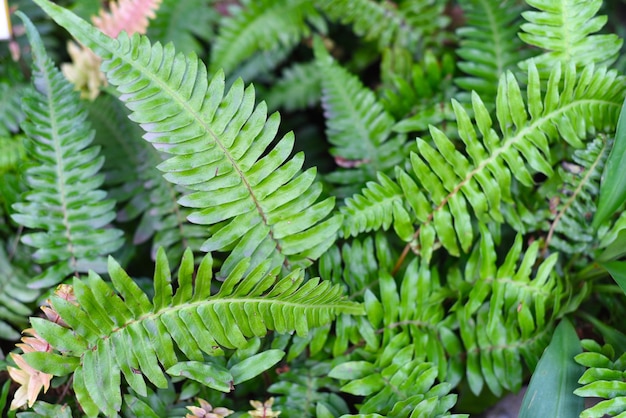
<box><xmin>329</xmin><ymin>361</ymin><xmax>378</xmax><ymax>380</ymax></box>
<box><xmin>601</xmin><ymin>261</ymin><xmax>626</xmax><ymax>296</ymax></box>
<box><xmin>230</xmin><ymin>349</ymin><xmax>285</xmax><ymax>384</ymax></box>
<box><xmin>22</xmin><ymin>352</ymin><xmax>80</xmax><ymax>376</ymax></box>
<box><xmin>519</xmin><ymin>319</ymin><xmax>584</xmax><ymax>418</ymax></box>
<box><xmin>594</xmin><ymin>98</ymin><xmax>626</xmax><ymax>228</ymax></box>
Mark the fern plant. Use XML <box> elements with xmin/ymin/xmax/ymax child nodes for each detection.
<box><xmin>3</xmin><ymin>0</ymin><xmax>626</xmax><ymax>417</ymax></box>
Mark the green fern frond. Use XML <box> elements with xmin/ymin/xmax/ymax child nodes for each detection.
<box><xmin>455</xmin><ymin>0</ymin><xmax>528</xmax><ymax>102</ymax></box>
<box><xmin>209</xmin><ymin>0</ymin><xmax>320</xmax><ymax>75</ymax></box>
<box><xmin>518</xmin><ymin>0</ymin><xmax>622</xmax><ymax>74</ymax></box>
<box><xmin>11</xmin><ymin>14</ymin><xmax>124</xmax><ymax>288</ymax></box>
<box><xmin>574</xmin><ymin>340</ymin><xmax>626</xmax><ymax>418</ymax></box>
<box><xmin>264</xmin><ymin>61</ymin><xmax>322</xmax><ymax>112</ymax></box>
<box><xmin>342</xmin><ymin>62</ymin><xmax>626</xmax><ymax>259</ymax></box>
<box><xmin>315</xmin><ymin>0</ymin><xmax>447</xmax><ymax>50</ymax></box>
<box><xmin>315</xmin><ymin>39</ymin><xmax>407</xmax><ymax>193</ymax></box>
<box><xmin>88</xmin><ymin>94</ymin><xmax>205</xmax><ymax>262</ymax></box>
<box><xmin>34</xmin><ymin>0</ymin><xmax>342</xmax><ymax>277</ymax></box>
<box><xmin>540</xmin><ymin>137</ymin><xmax>609</xmax><ymax>256</ymax></box>
<box><xmin>0</xmin><ymin>82</ymin><xmax>28</xmax><ymax>135</ymax></box>
<box><xmin>147</xmin><ymin>0</ymin><xmax>219</xmax><ymax>55</ymax></box>
<box><xmin>25</xmin><ymin>247</ymin><xmax>362</xmax><ymax>416</ymax></box>
<box><xmin>0</xmin><ymin>245</ymin><xmax>39</xmax><ymax>340</ymax></box>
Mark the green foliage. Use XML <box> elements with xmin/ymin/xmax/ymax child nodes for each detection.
<box><xmin>2</xmin><ymin>0</ymin><xmax>626</xmax><ymax>416</ymax></box>
<box><xmin>574</xmin><ymin>339</ymin><xmax>626</xmax><ymax>418</ymax></box>
<box><xmin>11</xmin><ymin>14</ymin><xmax>124</xmax><ymax>288</ymax></box>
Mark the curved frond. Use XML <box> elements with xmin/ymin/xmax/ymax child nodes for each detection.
<box><xmin>209</xmin><ymin>0</ymin><xmax>320</xmax><ymax>75</ymax></box>
<box><xmin>519</xmin><ymin>0</ymin><xmax>622</xmax><ymax>74</ymax></box>
<box><xmin>25</xmin><ymin>248</ymin><xmax>363</xmax><ymax>416</ymax></box>
<box><xmin>147</xmin><ymin>0</ymin><xmax>219</xmax><ymax>55</ymax></box>
<box><xmin>342</xmin><ymin>62</ymin><xmax>626</xmax><ymax>259</ymax></box>
<box><xmin>455</xmin><ymin>0</ymin><xmax>528</xmax><ymax>101</ymax></box>
<box><xmin>315</xmin><ymin>0</ymin><xmax>447</xmax><ymax>50</ymax></box>
<box><xmin>11</xmin><ymin>15</ymin><xmax>124</xmax><ymax>288</ymax></box>
<box><xmin>36</xmin><ymin>0</ymin><xmax>342</xmax><ymax>277</ymax></box>
<box><xmin>314</xmin><ymin>39</ymin><xmax>407</xmax><ymax>193</ymax></box>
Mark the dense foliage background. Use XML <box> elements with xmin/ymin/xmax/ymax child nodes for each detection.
<box><xmin>2</xmin><ymin>0</ymin><xmax>626</xmax><ymax>417</ymax></box>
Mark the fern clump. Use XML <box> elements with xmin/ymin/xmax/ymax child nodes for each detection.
<box><xmin>3</xmin><ymin>0</ymin><xmax>626</xmax><ymax>416</ymax></box>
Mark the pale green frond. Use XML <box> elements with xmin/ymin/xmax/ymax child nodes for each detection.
<box><xmin>342</xmin><ymin>62</ymin><xmax>626</xmax><ymax>258</ymax></box>
<box><xmin>27</xmin><ymin>247</ymin><xmax>362</xmax><ymax>417</ymax></box>
<box><xmin>11</xmin><ymin>14</ymin><xmax>124</xmax><ymax>288</ymax></box>
<box><xmin>518</xmin><ymin>0</ymin><xmax>622</xmax><ymax>74</ymax></box>
<box><xmin>209</xmin><ymin>0</ymin><xmax>320</xmax><ymax>75</ymax></box>
<box><xmin>456</xmin><ymin>0</ymin><xmax>529</xmax><ymax>102</ymax></box>
<box><xmin>264</xmin><ymin>61</ymin><xmax>322</xmax><ymax>112</ymax></box>
<box><xmin>34</xmin><ymin>0</ymin><xmax>342</xmax><ymax>277</ymax></box>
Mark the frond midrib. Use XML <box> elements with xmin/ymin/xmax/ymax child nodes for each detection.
<box><xmin>414</xmin><ymin>96</ymin><xmax>620</xmax><ymax>240</ymax></box>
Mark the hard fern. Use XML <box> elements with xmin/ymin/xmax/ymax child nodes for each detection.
<box><xmin>455</xmin><ymin>0</ymin><xmax>528</xmax><ymax>103</ymax></box>
<box><xmin>22</xmin><ymin>247</ymin><xmax>362</xmax><ymax>416</ymax></box>
<box><xmin>209</xmin><ymin>0</ymin><xmax>321</xmax><ymax>76</ymax></box>
<box><xmin>35</xmin><ymin>0</ymin><xmax>343</xmax><ymax>278</ymax></box>
<box><xmin>314</xmin><ymin>38</ymin><xmax>407</xmax><ymax>195</ymax></box>
<box><xmin>518</xmin><ymin>0</ymin><xmax>622</xmax><ymax>74</ymax></box>
<box><xmin>11</xmin><ymin>14</ymin><xmax>124</xmax><ymax>288</ymax></box>
<box><xmin>342</xmin><ymin>62</ymin><xmax>626</xmax><ymax>261</ymax></box>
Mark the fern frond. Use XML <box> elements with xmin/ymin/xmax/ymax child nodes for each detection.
<box><xmin>540</xmin><ymin>137</ymin><xmax>609</xmax><ymax>256</ymax></box>
<box><xmin>92</xmin><ymin>0</ymin><xmax>161</xmax><ymax>38</ymax></box>
<box><xmin>0</xmin><ymin>245</ymin><xmax>39</xmax><ymax>340</ymax></box>
<box><xmin>0</xmin><ymin>82</ymin><xmax>28</xmax><ymax>135</ymax></box>
<box><xmin>455</xmin><ymin>0</ymin><xmax>528</xmax><ymax>101</ymax></box>
<box><xmin>315</xmin><ymin>39</ymin><xmax>407</xmax><ymax>193</ymax></box>
<box><xmin>315</xmin><ymin>0</ymin><xmax>446</xmax><ymax>50</ymax></box>
<box><xmin>518</xmin><ymin>0</ymin><xmax>622</xmax><ymax>74</ymax></box>
<box><xmin>24</xmin><ymin>247</ymin><xmax>362</xmax><ymax>416</ymax></box>
<box><xmin>264</xmin><ymin>61</ymin><xmax>322</xmax><ymax>112</ymax></box>
<box><xmin>574</xmin><ymin>340</ymin><xmax>626</xmax><ymax>418</ymax></box>
<box><xmin>342</xmin><ymin>62</ymin><xmax>626</xmax><ymax>259</ymax></box>
<box><xmin>88</xmin><ymin>94</ymin><xmax>205</xmax><ymax>262</ymax></box>
<box><xmin>209</xmin><ymin>0</ymin><xmax>320</xmax><ymax>75</ymax></box>
<box><xmin>147</xmin><ymin>0</ymin><xmax>219</xmax><ymax>55</ymax></box>
<box><xmin>11</xmin><ymin>14</ymin><xmax>124</xmax><ymax>288</ymax></box>
<box><xmin>35</xmin><ymin>0</ymin><xmax>342</xmax><ymax>277</ymax></box>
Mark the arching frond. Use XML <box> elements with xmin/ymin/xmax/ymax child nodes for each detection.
<box><xmin>455</xmin><ymin>0</ymin><xmax>528</xmax><ymax>102</ymax></box>
<box><xmin>35</xmin><ymin>0</ymin><xmax>342</xmax><ymax>278</ymax></box>
<box><xmin>209</xmin><ymin>0</ymin><xmax>321</xmax><ymax>75</ymax></box>
<box><xmin>315</xmin><ymin>0</ymin><xmax>447</xmax><ymax>50</ymax></box>
<box><xmin>342</xmin><ymin>62</ymin><xmax>626</xmax><ymax>259</ymax></box>
<box><xmin>519</xmin><ymin>0</ymin><xmax>622</xmax><ymax>74</ymax></box>
<box><xmin>11</xmin><ymin>15</ymin><xmax>124</xmax><ymax>288</ymax></box>
<box><xmin>314</xmin><ymin>39</ymin><xmax>407</xmax><ymax>193</ymax></box>
<box><xmin>147</xmin><ymin>0</ymin><xmax>219</xmax><ymax>55</ymax></box>
<box><xmin>24</xmin><ymin>248</ymin><xmax>362</xmax><ymax>416</ymax></box>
